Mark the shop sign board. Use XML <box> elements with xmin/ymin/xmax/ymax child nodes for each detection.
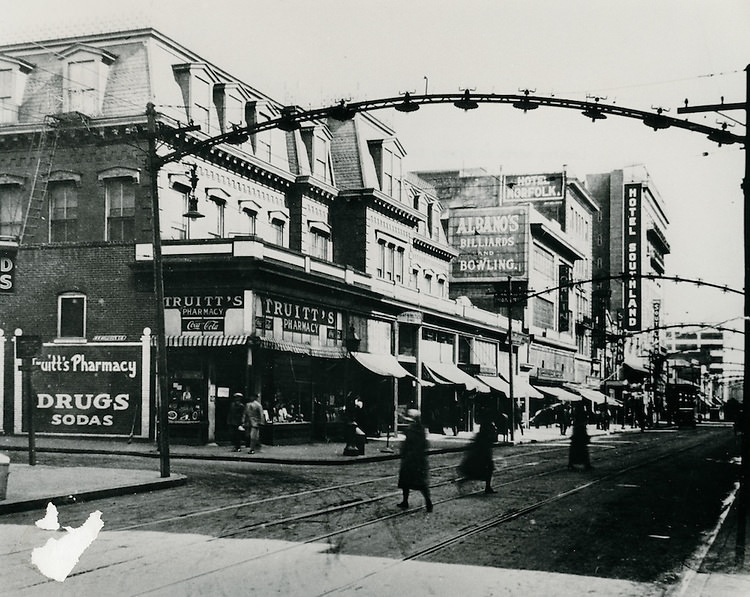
<box><xmin>260</xmin><ymin>295</ymin><xmax>337</xmax><ymax>335</ymax></box>
<box><xmin>504</xmin><ymin>172</ymin><xmax>565</xmax><ymax>202</ymax></box>
<box><xmin>447</xmin><ymin>205</ymin><xmax>529</xmax><ymax>282</ymax></box>
<box><xmin>29</xmin><ymin>344</ymin><xmax>142</xmax><ymax>435</ymax></box>
<box><xmin>165</xmin><ymin>294</ymin><xmax>244</xmax><ymax>333</ymax></box>
<box><xmin>0</xmin><ymin>246</ymin><xmax>17</xmax><ymax>293</ymax></box>
<box><xmin>623</xmin><ymin>184</ymin><xmax>642</xmax><ymax>331</ymax></box>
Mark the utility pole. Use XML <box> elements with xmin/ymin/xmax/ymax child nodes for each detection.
<box><xmin>677</xmin><ymin>65</ymin><xmax>749</xmax><ymax>564</ymax></box>
<box><xmin>146</xmin><ymin>103</ymin><xmax>171</xmax><ymax>478</ymax></box>
<box><xmin>507</xmin><ymin>277</ymin><xmax>516</xmax><ymax>442</ymax></box>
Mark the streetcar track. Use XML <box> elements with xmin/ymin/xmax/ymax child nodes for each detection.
<box><xmin>127</xmin><ymin>433</ymin><xmax>708</xmax><ymax>596</ymax></box>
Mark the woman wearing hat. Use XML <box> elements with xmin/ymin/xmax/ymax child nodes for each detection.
<box><xmin>396</xmin><ymin>409</ymin><xmax>433</xmax><ymax>512</ymax></box>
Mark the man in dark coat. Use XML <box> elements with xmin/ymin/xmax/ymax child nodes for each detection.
<box><xmin>227</xmin><ymin>393</ymin><xmax>246</xmax><ymax>452</ymax></box>
<box><xmin>397</xmin><ymin>409</ymin><xmax>433</xmax><ymax>512</ymax></box>
<box><xmin>568</xmin><ymin>402</ymin><xmax>592</xmax><ymax>470</ymax></box>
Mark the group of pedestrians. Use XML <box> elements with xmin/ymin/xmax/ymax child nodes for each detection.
<box><xmin>397</xmin><ymin>408</ymin><xmax>497</xmax><ymax>513</ymax></box>
<box><xmin>397</xmin><ymin>401</ymin><xmax>593</xmax><ymax>512</ymax></box>
<box><xmin>227</xmin><ymin>392</ymin><xmax>264</xmax><ymax>454</ymax></box>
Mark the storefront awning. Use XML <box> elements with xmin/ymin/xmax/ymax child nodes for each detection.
<box><xmin>423</xmin><ymin>361</ymin><xmax>491</xmax><ymax>393</ymax></box>
<box><xmin>565</xmin><ymin>384</ymin><xmax>609</xmax><ymax>404</ymax></box>
<box><xmin>352</xmin><ymin>352</ymin><xmax>413</xmax><ymax>378</ymax></box>
<box><xmin>511</xmin><ymin>376</ymin><xmax>545</xmax><ymax>399</ymax></box>
<box><xmin>255</xmin><ymin>337</ymin><xmax>348</xmax><ymax>358</ymax></box>
<box><xmin>476</xmin><ymin>375</ymin><xmax>509</xmax><ymax>395</ymax></box>
<box><xmin>533</xmin><ymin>384</ymin><xmax>583</xmax><ymax>402</ymax></box>
<box><xmin>623</xmin><ymin>359</ymin><xmax>649</xmax><ymax>375</ymax></box>
<box><xmin>166</xmin><ymin>335</ymin><xmax>249</xmax><ymax>347</ymax></box>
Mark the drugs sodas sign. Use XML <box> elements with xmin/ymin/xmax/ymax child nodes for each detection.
<box><xmin>0</xmin><ymin>247</ymin><xmax>16</xmax><ymax>293</ymax></box>
<box><xmin>29</xmin><ymin>345</ymin><xmax>142</xmax><ymax>435</ymax></box>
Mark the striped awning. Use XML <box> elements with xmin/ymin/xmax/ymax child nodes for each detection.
<box><xmin>422</xmin><ymin>361</ymin><xmax>491</xmax><ymax>393</ymax></box>
<box><xmin>533</xmin><ymin>384</ymin><xmax>583</xmax><ymax>402</ymax></box>
<box><xmin>255</xmin><ymin>337</ymin><xmax>348</xmax><ymax>359</ymax></box>
<box><xmin>476</xmin><ymin>375</ymin><xmax>509</xmax><ymax>395</ymax></box>
<box><xmin>166</xmin><ymin>335</ymin><xmax>249</xmax><ymax>347</ymax></box>
<box><xmin>352</xmin><ymin>351</ymin><xmax>414</xmax><ymax>378</ymax></box>
<box><xmin>565</xmin><ymin>384</ymin><xmax>609</xmax><ymax>404</ymax></box>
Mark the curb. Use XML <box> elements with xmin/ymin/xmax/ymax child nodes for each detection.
<box><xmin>0</xmin><ymin>474</ymin><xmax>188</xmax><ymax>515</ymax></box>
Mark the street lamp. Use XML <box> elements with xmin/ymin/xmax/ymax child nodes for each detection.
<box><xmin>145</xmin><ymin>103</ymin><xmax>204</xmax><ymax>478</ymax></box>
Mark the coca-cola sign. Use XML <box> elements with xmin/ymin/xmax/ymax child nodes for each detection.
<box><xmin>165</xmin><ymin>294</ymin><xmax>243</xmax><ymax>333</ymax></box>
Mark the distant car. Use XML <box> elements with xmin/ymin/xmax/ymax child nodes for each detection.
<box><xmin>530</xmin><ymin>406</ymin><xmax>558</xmax><ymax>428</ymax></box>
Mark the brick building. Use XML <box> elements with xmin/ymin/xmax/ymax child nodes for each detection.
<box><xmin>0</xmin><ymin>28</ymin><xmax>519</xmax><ymax>445</ymax></box>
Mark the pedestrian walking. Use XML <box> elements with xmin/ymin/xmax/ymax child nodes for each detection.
<box><xmin>568</xmin><ymin>402</ymin><xmax>592</xmax><ymax>470</ymax></box>
<box><xmin>243</xmin><ymin>393</ymin><xmax>264</xmax><ymax>454</ymax></box>
<box><xmin>227</xmin><ymin>393</ymin><xmax>246</xmax><ymax>452</ymax></box>
<box><xmin>396</xmin><ymin>409</ymin><xmax>433</xmax><ymax>512</ymax></box>
<box><xmin>457</xmin><ymin>413</ymin><xmax>496</xmax><ymax>494</ymax></box>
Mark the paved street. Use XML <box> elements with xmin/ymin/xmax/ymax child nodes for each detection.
<box><xmin>1</xmin><ymin>423</ymin><xmax>749</xmax><ymax>596</ymax></box>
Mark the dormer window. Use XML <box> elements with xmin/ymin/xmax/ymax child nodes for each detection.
<box><xmin>301</xmin><ymin>126</ymin><xmax>333</xmax><ymax>184</ymax></box>
<box><xmin>59</xmin><ymin>45</ymin><xmax>115</xmax><ymax>116</ymax></box>
<box><xmin>245</xmin><ymin>101</ymin><xmax>275</xmax><ymax>162</ymax></box>
<box><xmin>172</xmin><ymin>63</ymin><xmax>221</xmax><ymax>135</ymax></box>
<box><xmin>368</xmin><ymin>139</ymin><xmax>403</xmax><ymax>201</ymax></box>
<box><xmin>0</xmin><ymin>55</ymin><xmax>33</xmax><ymax>124</ymax></box>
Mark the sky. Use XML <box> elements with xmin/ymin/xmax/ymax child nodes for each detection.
<box><xmin>3</xmin><ymin>0</ymin><xmax>749</xmax><ymax>333</ymax></box>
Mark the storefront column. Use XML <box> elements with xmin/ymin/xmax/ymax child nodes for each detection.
<box><xmin>140</xmin><ymin>329</ymin><xmax>152</xmax><ymax>439</ymax></box>
<box><xmin>415</xmin><ymin>323</ymin><xmax>423</xmax><ymax>412</ymax></box>
<box><xmin>0</xmin><ymin>329</ymin><xmax>4</xmax><ymax>434</ymax></box>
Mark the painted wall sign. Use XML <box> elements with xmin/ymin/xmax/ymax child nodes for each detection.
<box><xmin>504</xmin><ymin>172</ymin><xmax>565</xmax><ymax>202</ymax></box>
<box><xmin>165</xmin><ymin>294</ymin><xmax>243</xmax><ymax>333</ymax></box>
<box><xmin>0</xmin><ymin>247</ymin><xmax>17</xmax><ymax>293</ymax></box>
<box><xmin>623</xmin><ymin>184</ymin><xmax>642</xmax><ymax>331</ymax></box>
<box><xmin>448</xmin><ymin>205</ymin><xmax>529</xmax><ymax>282</ymax></box>
<box><xmin>29</xmin><ymin>345</ymin><xmax>142</xmax><ymax>435</ymax></box>
<box><xmin>261</xmin><ymin>296</ymin><xmax>336</xmax><ymax>335</ymax></box>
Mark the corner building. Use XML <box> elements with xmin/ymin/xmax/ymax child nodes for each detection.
<box><xmin>0</xmin><ymin>28</ymin><xmax>514</xmax><ymax>445</ymax></box>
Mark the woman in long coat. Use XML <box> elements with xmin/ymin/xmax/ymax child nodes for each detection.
<box><xmin>397</xmin><ymin>410</ymin><xmax>433</xmax><ymax>512</ymax></box>
<box><xmin>458</xmin><ymin>413</ymin><xmax>496</xmax><ymax>493</ymax></box>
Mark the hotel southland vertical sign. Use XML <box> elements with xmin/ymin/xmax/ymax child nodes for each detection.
<box><xmin>624</xmin><ymin>184</ymin><xmax>642</xmax><ymax>332</ymax></box>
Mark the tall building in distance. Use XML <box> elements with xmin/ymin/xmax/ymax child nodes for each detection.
<box><xmin>586</xmin><ymin>166</ymin><xmax>671</xmax><ymax>415</ymax></box>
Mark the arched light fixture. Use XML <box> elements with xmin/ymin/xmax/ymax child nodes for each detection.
<box><xmin>453</xmin><ymin>89</ymin><xmax>478</xmax><ymax>111</ymax></box>
<box><xmin>582</xmin><ymin>96</ymin><xmax>606</xmax><ymax>121</ymax></box>
<box><xmin>513</xmin><ymin>88</ymin><xmax>538</xmax><ymax>112</ymax></box>
<box><xmin>395</xmin><ymin>92</ymin><xmax>420</xmax><ymax>113</ymax></box>
<box><xmin>277</xmin><ymin>105</ymin><xmax>301</xmax><ymax>132</ymax></box>
<box><xmin>225</xmin><ymin>123</ymin><xmax>249</xmax><ymax>145</ymax></box>
<box><xmin>329</xmin><ymin>99</ymin><xmax>357</xmax><ymax>121</ymax></box>
<box><xmin>643</xmin><ymin>107</ymin><xmax>671</xmax><ymax>131</ymax></box>
<box><xmin>707</xmin><ymin>122</ymin><xmax>736</xmax><ymax>146</ymax></box>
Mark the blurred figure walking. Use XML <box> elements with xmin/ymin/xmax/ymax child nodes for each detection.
<box><xmin>568</xmin><ymin>402</ymin><xmax>592</xmax><ymax>470</ymax></box>
<box><xmin>458</xmin><ymin>411</ymin><xmax>496</xmax><ymax>494</ymax></box>
<box><xmin>397</xmin><ymin>409</ymin><xmax>433</xmax><ymax>512</ymax></box>
<box><xmin>227</xmin><ymin>393</ymin><xmax>246</xmax><ymax>452</ymax></box>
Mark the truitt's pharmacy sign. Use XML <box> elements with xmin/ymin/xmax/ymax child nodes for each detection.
<box><xmin>448</xmin><ymin>205</ymin><xmax>529</xmax><ymax>282</ymax></box>
<box><xmin>623</xmin><ymin>184</ymin><xmax>642</xmax><ymax>331</ymax></box>
<box><xmin>260</xmin><ymin>296</ymin><xmax>336</xmax><ymax>335</ymax></box>
<box><xmin>29</xmin><ymin>345</ymin><xmax>142</xmax><ymax>435</ymax></box>
<box><xmin>165</xmin><ymin>294</ymin><xmax>244</xmax><ymax>333</ymax></box>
